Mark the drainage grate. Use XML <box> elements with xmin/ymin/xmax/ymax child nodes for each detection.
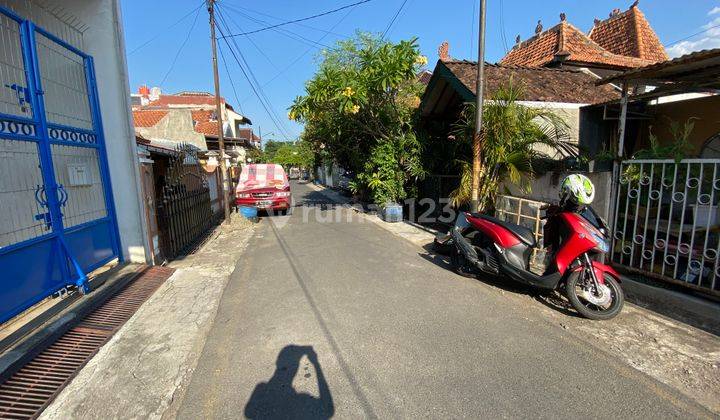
<box><xmin>0</xmin><ymin>266</ymin><xmax>174</xmax><ymax>419</ymax></box>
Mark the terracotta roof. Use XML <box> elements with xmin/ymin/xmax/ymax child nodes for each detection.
<box><xmin>132</xmin><ymin>110</ymin><xmax>168</xmax><ymax>127</ymax></box>
<box><xmin>418</xmin><ymin>70</ymin><xmax>433</xmax><ymax>85</ymax></box>
<box><xmin>440</xmin><ymin>60</ymin><xmax>620</xmax><ymax>104</ymax></box>
<box><xmin>237</xmin><ymin>128</ymin><xmax>260</xmax><ymax>142</ymax></box>
<box><xmin>589</xmin><ymin>4</ymin><xmax>668</xmax><ymax>63</ymax></box>
<box><xmin>500</xmin><ymin>21</ymin><xmax>653</xmax><ymax>69</ymax></box>
<box><xmin>147</xmin><ymin>94</ymin><xmax>226</xmax><ymax>108</ymax></box>
<box><xmin>191</xmin><ymin>110</ymin><xmax>219</xmax><ymax>136</ymax></box>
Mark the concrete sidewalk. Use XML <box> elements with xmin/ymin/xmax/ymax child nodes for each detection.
<box><xmin>39</xmin><ymin>215</ymin><xmax>256</xmax><ymax>420</ymax></box>
<box><xmin>308</xmin><ymin>183</ymin><xmax>720</xmax><ymax>414</ymax></box>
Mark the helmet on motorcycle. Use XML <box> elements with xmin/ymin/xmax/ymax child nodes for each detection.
<box><xmin>559</xmin><ymin>174</ymin><xmax>595</xmax><ymax>205</ymax></box>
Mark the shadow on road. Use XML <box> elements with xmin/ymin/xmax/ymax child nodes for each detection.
<box><xmin>418</xmin><ymin>243</ymin><xmax>582</xmax><ymax>318</ymax></box>
<box><xmin>244</xmin><ymin>345</ymin><xmax>335</xmax><ymax>420</ymax></box>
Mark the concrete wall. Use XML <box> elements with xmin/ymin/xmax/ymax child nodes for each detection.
<box><xmin>644</xmin><ymin>95</ymin><xmax>720</xmax><ymax>155</ymax></box>
<box><xmin>135</xmin><ymin>109</ymin><xmax>207</xmax><ymax>150</ymax></box>
<box><xmin>518</xmin><ymin>101</ymin><xmax>582</xmax><ymax>159</ymax></box>
<box><xmin>501</xmin><ymin>171</ymin><xmax>613</xmax><ymax>220</ymax></box>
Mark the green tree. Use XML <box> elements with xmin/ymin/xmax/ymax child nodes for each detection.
<box><xmin>289</xmin><ymin>33</ymin><xmax>428</xmax><ymax>205</ymax></box>
<box><xmin>270</xmin><ymin>141</ymin><xmax>316</xmax><ymax>169</ymax></box>
<box><xmin>262</xmin><ymin>140</ymin><xmax>283</xmax><ymax>161</ymax></box>
<box><xmin>450</xmin><ymin>82</ymin><xmax>573</xmax><ymax>210</ymax></box>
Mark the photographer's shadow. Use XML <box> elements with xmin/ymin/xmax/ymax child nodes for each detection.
<box><xmin>244</xmin><ymin>345</ymin><xmax>335</xmax><ymax>419</ymax></box>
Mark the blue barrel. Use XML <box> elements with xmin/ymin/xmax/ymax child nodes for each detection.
<box><xmin>239</xmin><ymin>206</ymin><xmax>258</xmax><ymax>220</ymax></box>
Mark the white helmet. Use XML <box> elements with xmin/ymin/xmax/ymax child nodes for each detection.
<box><xmin>560</xmin><ymin>174</ymin><xmax>595</xmax><ymax>205</ymax></box>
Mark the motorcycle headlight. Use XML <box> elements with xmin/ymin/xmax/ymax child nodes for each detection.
<box><xmin>455</xmin><ymin>212</ymin><xmax>470</xmax><ymax>229</ymax></box>
<box><xmin>591</xmin><ymin>232</ymin><xmax>610</xmax><ymax>253</ymax></box>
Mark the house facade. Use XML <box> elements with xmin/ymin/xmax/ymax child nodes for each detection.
<box><xmin>0</xmin><ymin>0</ymin><xmax>148</xmax><ymax>323</ymax></box>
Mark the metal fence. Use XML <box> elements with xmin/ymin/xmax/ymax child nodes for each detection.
<box><xmin>157</xmin><ymin>145</ymin><xmax>213</xmax><ymax>260</ymax></box>
<box><xmin>612</xmin><ymin>159</ymin><xmax>720</xmax><ymax>296</ymax></box>
<box><xmin>495</xmin><ymin>195</ymin><xmax>548</xmax><ymax>271</ymax></box>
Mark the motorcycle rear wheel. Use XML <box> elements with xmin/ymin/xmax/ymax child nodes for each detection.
<box><xmin>565</xmin><ymin>271</ymin><xmax>624</xmax><ymax>320</ymax></box>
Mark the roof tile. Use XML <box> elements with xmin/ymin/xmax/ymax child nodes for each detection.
<box><xmin>132</xmin><ymin>110</ymin><xmax>168</xmax><ymax>127</ymax></box>
<box><xmin>589</xmin><ymin>5</ymin><xmax>668</xmax><ymax>63</ymax></box>
<box><xmin>501</xmin><ymin>22</ymin><xmax>653</xmax><ymax>69</ymax></box>
<box><xmin>442</xmin><ymin>60</ymin><xmax>620</xmax><ymax>104</ymax></box>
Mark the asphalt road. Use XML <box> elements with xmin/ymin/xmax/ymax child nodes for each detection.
<box><xmin>177</xmin><ymin>182</ymin><xmax>709</xmax><ymax>419</ymax></box>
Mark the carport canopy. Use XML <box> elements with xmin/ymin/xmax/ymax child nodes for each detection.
<box><xmin>597</xmin><ymin>48</ymin><xmax>720</xmax><ymax>98</ymax></box>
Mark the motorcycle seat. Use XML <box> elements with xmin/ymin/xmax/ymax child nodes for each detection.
<box><xmin>473</xmin><ymin>214</ymin><xmax>537</xmax><ymax>247</ymax></box>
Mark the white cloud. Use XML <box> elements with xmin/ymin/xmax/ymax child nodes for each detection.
<box><xmin>666</xmin><ymin>8</ymin><xmax>720</xmax><ymax>57</ymax></box>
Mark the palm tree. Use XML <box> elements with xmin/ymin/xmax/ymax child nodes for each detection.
<box><xmin>449</xmin><ymin>81</ymin><xmax>575</xmax><ymax>211</ymax></box>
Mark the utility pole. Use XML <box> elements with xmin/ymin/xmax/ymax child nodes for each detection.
<box><xmin>208</xmin><ymin>0</ymin><xmax>231</xmax><ymax>221</ymax></box>
<box><xmin>471</xmin><ymin>0</ymin><xmax>487</xmax><ymax>212</ymax></box>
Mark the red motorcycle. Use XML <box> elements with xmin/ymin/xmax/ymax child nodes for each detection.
<box><xmin>435</xmin><ymin>203</ymin><xmax>624</xmax><ymax>320</ymax></box>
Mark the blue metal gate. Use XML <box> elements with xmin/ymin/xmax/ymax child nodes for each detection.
<box><xmin>0</xmin><ymin>7</ymin><xmax>121</xmax><ymax>323</ymax></box>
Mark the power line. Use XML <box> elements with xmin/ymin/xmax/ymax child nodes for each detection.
<box><xmin>159</xmin><ymin>5</ymin><xmax>202</xmax><ymax>87</ymax></box>
<box><xmin>216</xmin><ymin>5</ymin><xmax>299</xmax><ymax>90</ymax></box>
<box><xmin>128</xmin><ymin>2</ymin><xmax>204</xmax><ymax>55</ymax></box>
<box><xmin>216</xmin><ymin>42</ymin><xmax>245</xmax><ymax>115</ymax></box>
<box><xmin>221</xmin><ymin>3</ymin><xmax>349</xmax><ymax>39</ymax></box>
<box><xmin>215</xmin><ymin>9</ymin><xmax>293</xmax><ymax>139</ymax></box>
<box><xmin>220</xmin><ymin>0</ymin><xmax>372</xmax><ymax>37</ymax></box>
<box><xmin>214</xmin><ymin>10</ymin><xmax>294</xmax><ymax>140</ymax></box>
<box><xmin>499</xmin><ymin>0</ymin><xmax>508</xmax><ymax>53</ymax></box>
<box><xmin>237</xmin><ymin>4</ymin><xmax>358</xmax><ymax>104</ymax></box>
<box><xmin>665</xmin><ymin>22</ymin><xmax>720</xmax><ymax>47</ymax></box>
<box><xmin>220</xmin><ymin>5</ymin><xmax>331</xmax><ymax>50</ymax></box>
<box><xmin>381</xmin><ymin>0</ymin><xmax>409</xmax><ymax>39</ymax></box>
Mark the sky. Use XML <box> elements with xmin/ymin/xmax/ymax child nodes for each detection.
<box><xmin>121</xmin><ymin>0</ymin><xmax>720</xmax><ymax>142</ymax></box>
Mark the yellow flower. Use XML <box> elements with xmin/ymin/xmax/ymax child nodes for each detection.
<box><xmin>348</xmin><ymin>104</ymin><xmax>360</xmax><ymax>114</ymax></box>
<box><xmin>415</xmin><ymin>55</ymin><xmax>428</xmax><ymax>66</ymax></box>
<box><xmin>342</xmin><ymin>86</ymin><xmax>355</xmax><ymax>97</ymax></box>
<box><xmin>410</xmin><ymin>96</ymin><xmax>421</xmax><ymax>108</ymax></box>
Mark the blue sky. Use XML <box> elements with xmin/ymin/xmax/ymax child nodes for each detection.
<box><xmin>122</xmin><ymin>0</ymin><xmax>719</xmax><ymax>142</ymax></box>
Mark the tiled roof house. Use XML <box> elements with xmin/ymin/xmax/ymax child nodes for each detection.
<box><xmin>500</xmin><ymin>2</ymin><xmax>667</xmax><ymax>77</ymax></box>
<box><xmin>588</xmin><ymin>3</ymin><xmax>668</xmax><ymax>63</ymax></box>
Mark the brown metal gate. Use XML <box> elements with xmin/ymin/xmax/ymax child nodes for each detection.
<box><xmin>156</xmin><ymin>144</ymin><xmax>213</xmax><ymax>260</ymax></box>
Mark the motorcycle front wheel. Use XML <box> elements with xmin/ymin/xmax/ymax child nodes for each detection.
<box><xmin>565</xmin><ymin>270</ymin><xmax>624</xmax><ymax>320</ymax></box>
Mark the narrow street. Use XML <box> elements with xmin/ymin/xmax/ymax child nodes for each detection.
<box><xmin>176</xmin><ymin>182</ymin><xmax>708</xmax><ymax>418</ymax></box>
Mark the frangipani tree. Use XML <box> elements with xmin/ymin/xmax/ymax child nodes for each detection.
<box><xmin>289</xmin><ymin>33</ymin><xmax>427</xmax><ymax>205</ymax></box>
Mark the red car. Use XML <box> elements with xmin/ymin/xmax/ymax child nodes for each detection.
<box><xmin>235</xmin><ymin>164</ymin><xmax>292</xmax><ymax>213</ymax></box>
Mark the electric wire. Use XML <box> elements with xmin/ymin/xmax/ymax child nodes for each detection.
<box><xmin>220</xmin><ymin>5</ymin><xmax>331</xmax><ymax>50</ymax></box>
<box><xmin>214</xmin><ymin>10</ymin><xmax>294</xmax><ymax>140</ymax></box>
<box><xmin>220</xmin><ymin>0</ymin><xmax>371</xmax><ymax>37</ymax></box>
<box><xmin>216</xmin><ymin>5</ymin><xmax>299</xmax><ymax>91</ymax></box>
<box><xmin>215</xmin><ymin>9</ymin><xmax>294</xmax><ymax>139</ymax></box>
<box><xmin>236</xmin><ymin>4</ymin><xmax>357</xmax><ymax>104</ymax></box>
<box><xmin>217</xmin><ymin>42</ymin><xmax>245</xmax><ymax>116</ymax></box>
<box><xmin>381</xmin><ymin>0</ymin><xmax>409</xmax><ymax>39</ymax></box>
<box><xmin>128</xmin><ymin>2</ymin><xmax>204</xmax><ymax>55</ymax></box>
<box><xmin>221</xmin><ymin>3</ymin><xmax>349</xmax><ymax>39</ymax></box>
<box><xmin>159</xmin><ymin>4</ymin><xmax>202</xmax><ymax>87</ymax></box>
<box><xmin>499</xmin><ymin>0</ymin><xmax>509</xmax><ymax>53</ymax></box>
<box><xmin>665</xmin><ymin>22</ymin><xmax>720</xmax><ymax>47</ymax></box>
